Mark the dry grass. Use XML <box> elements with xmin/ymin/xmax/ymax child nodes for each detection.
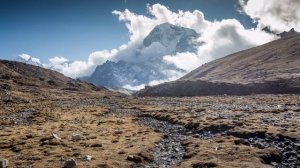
<box><xmin>1</xmin><ymin>93</ymin><xmax>299</xmax><ymax>167</ymax></box>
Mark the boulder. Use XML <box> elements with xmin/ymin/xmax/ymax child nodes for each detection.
<box><xmin>64</xmin><ymin>158</ymin><xmax>76</xmax><ymax>168</ymax></box>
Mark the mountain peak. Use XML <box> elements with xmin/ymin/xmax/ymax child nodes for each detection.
<box><xmin>143</xmin><ymin>22</ymin><xmax>200</xmax><ymax>53</ymax></box>
<box><xmin>277</xmin><ymin>28</ymin><xmax>299</xmax><ymax>38</ymax></box>
<box><xmin>154</xmin><ymin>22</ymin><xmax>178</xmax><ymax>30</ymax></box>
<box><xmin>83</xmin><ymin>23</ymin><xmax>198</xmax><ymax>89</ymax></box>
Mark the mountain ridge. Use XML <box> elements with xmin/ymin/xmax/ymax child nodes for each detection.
<box><xmin>136</xmin><ymin>34</ymin><xmax>300</xmax><ymax>96</ymax></box>
<box><xmin>0</xmin><ymin>60</ymin><xmax>110</xmax><ymax>103</ymax></box>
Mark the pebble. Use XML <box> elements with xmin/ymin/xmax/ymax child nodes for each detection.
<box><xmin>116</xmin><ymin>119</ymin><xmax>125</xmax><ymax>124</ymax></box>
<box><xmin>0</xmin><ymin>159</ymin><xmax>8</xmax><ymax>168</ymax></box>
<box><xmin>64</xmin><ymin>158</ymin><xmax>76</xmax><ymax>168</ymax></box>
<box><xmin>52</xmin><ymin>133</ymin><xmax>61</xmax><ymax>140</ymax></box>
<box><xmin>83</xmin><ymin>155</ymin><xmax>92</xmax><ymax>161</ymax></box>
<box><xmin>72</xmin><ymin>134</ymin><xmax>82</xmax><ymax>141</ymax></box>
<box><xmin>114</xmin><ymin>128</ymin><xmax>123</xmax><ymax>134</ymax></box>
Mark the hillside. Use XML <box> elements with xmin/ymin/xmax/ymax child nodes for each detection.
<box><xmin>137</xmin><ymin>34</ymin><xmax>300</xmax><ymax>96</ymax></box>
<box><xmin>0</xmin><ymin>60</ymin><xmax>109</xmax><ymax>104</ymax></box>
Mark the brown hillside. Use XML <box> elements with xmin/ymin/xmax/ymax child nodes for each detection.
<box><xmin>137</xmin><ymin>35</ymin><xmax>300</xmax><ymax>96</ymax></box>
<box><xmin>0</xmin><ymin>60</ymin><xmax>111</xmax><ymax>104</ymax></box>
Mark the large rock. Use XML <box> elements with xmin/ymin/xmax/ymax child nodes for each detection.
<box><xmin>63</xmin><ymin>158</ymin><xmax>76</xmax><ymax>168</ymax></box>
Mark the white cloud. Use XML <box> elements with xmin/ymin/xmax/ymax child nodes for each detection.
<box><xmin>239</xmin><ymin>0</ymin><xmax>300</xmax><ymax>32</ymax></box>
<box><xmin>18</xmin><ymin>54</ymin><xmax>41</xmax><ymax>64</ymax></box>
<box><xmin>19</xmin><ymin>54</ymin><xmax>31</xmax><ymax>61</ymax></box>
<box><xmin>111</xmin><ymin>3</ymin><xmax>277</xmax><ymax>74</ymax></box>
<box><xmin>27</xmin><ymin>3</ymin><xmax>279</xmax><ymax>84</ymax></box>
<box><xmin>47</xmin><ymin>49</ymin><xmax>117</xmax><ymax>78</ymax></box>
<box><xmin>49</xmin><ymin>56</ymin><xmax>68</xmax><ymax>65</ymax></box>
<box><xmin>164</xmin><ymin>18</ymin><xmax>276</xmax><ymax>72</ymax></box>
<box><xmin>112</xmin><ymin>3</ymin><xmax>209</xmax><ymax>45</ymax></box>
<box><xmin>123</xmin><ymin>73</ymin><xmax>181</xmax><ymax>90</ymax></box>
<box><xmin>164</xmin><ymin>52</ymin><xmax>200</xmax><ymax>72</ymax></box>
<box><xmin>123</xmin><ymin>84</ymin><xmax>145</xmax><ymax>91</ymax></box>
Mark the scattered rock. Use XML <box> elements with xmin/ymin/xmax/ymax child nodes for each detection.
<box><xmin>183</xmin><ymin>152</ymin><xmax>196</xmax><ymax>159</ymax></box>
<box><xmin>26</xmin><ymin>134</ymin><xmax>34</xmax><ymax>139</ymax></box>
<box><xmin>192</xmin><ymin>162</ymin><xmax>217</xmax><ymax>168</ymax></box>
<box><xmin>126</xmin><ymin>155</ymin><xmax>142</xmax><ymax>163</ymax></box>
<box><xmin>234</xmin><ymin>139</ymin><xmax>250</xmax><ymax>146</ymax></box>
<box><xmin>72</xmin><ymin>134</ymin><xmax>82</xmax><ymax>141</ymax></box>
<box><xmin>138</xmin><ymin>151</ymin><xmax>154</xmax><ymax>162</ymax></box>
<box><xmin>10</xmin><ymin>146</ymin><xmax>21</xmax><ymax>152</ymax></box>
<box><xmin>118</xmin><ymin>150</ymin><xmax>126</xmax><ymax>154</ymax></box>
<box><xmin>83</xmin><ymin>155</ymin><xmax>92</xmax><ymax>161</ymax></box>
<box><xmin>259</xmin><ymin>150</ymin><xmax>282</xmax><ymax>164</ymax></box>
<box><xmin>116</xmin><ymin>119</ymin><xmax>125</xmax><ymax>124</ymax></box>
<box><xmin>49</xmin><ymin>138</ymin><xmax>61</xmax><ymax>145</ymax></box>
<box><xmin>64</xmin><ymin>158</ymin><xmax>76</xmax><ymax>168</ymax></box>
<box><xmin>111</xmin><ymin>139</ymin><xmax>119</xmax><ymax>143</ymax></box>
<box><xmin>0</xmin><ymin>159</ymin><xmax>8</xmax><ymax>168</ymax></box>
<box><xmin>114</xmin><ymin>128</ymin><xmax>123</xmax><ymax>135</ymax></box>
<box><xmin>90</xmin><ymin>143</ymin><xmax>102</xmax><ymax>147</ymax></box>
<box><xmin>52</xmin><ymin>133</ymin><xmax>61</xmax><ymax>140</ymax></box>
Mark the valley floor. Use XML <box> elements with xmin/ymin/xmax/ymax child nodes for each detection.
<box><xmin>0</xmin><ymin>93</ymin><xmax>300</xmax><ymax>168</ymax></box>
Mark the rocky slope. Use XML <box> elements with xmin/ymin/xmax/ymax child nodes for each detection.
<box><xmin>0</xmin><ymin>60</ymin><xmax>109</xmax><ymax>104</ymax></box>
<box><xmin>137</xmin><ymin>34</ymin><xmax>300</xmax><ymax>96</ymax></box>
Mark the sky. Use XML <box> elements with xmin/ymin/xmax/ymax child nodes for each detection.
<box><xmin>0</xmin><ymin>0</ymin><xmax>254</xmax><ymax>62</ymax></box>
<box><xmin>0</xmin><ymin>0</ymin><xmax>299</xmax><ymax>80</ymax></box>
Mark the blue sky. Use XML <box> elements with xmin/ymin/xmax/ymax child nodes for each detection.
<box><xmin>0</xmin><ymin>0</ymin><xmax>254</xmax><ymax>62</ymax></box>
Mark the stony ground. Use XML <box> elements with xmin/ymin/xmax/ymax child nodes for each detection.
<box><xmin>1</xmin><ymin>93</ymin><xmax>300</xmax><ymax>168</ymax></box>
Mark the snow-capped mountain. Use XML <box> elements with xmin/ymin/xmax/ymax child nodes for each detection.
<box><xmin>85</xmin><ymin>60</ymin><xmax>184</xmax><ymax>88</ymax></box>
<box><xmin>84</xmin><ymin>23</ymin><xmax>200</xmax><ymax>89</ymax></box>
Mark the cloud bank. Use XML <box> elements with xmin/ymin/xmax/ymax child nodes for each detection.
<box><xmin>239</xmin><ymin>0</ymin><xmax>300</xmax><ymax>32</ymax></box>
